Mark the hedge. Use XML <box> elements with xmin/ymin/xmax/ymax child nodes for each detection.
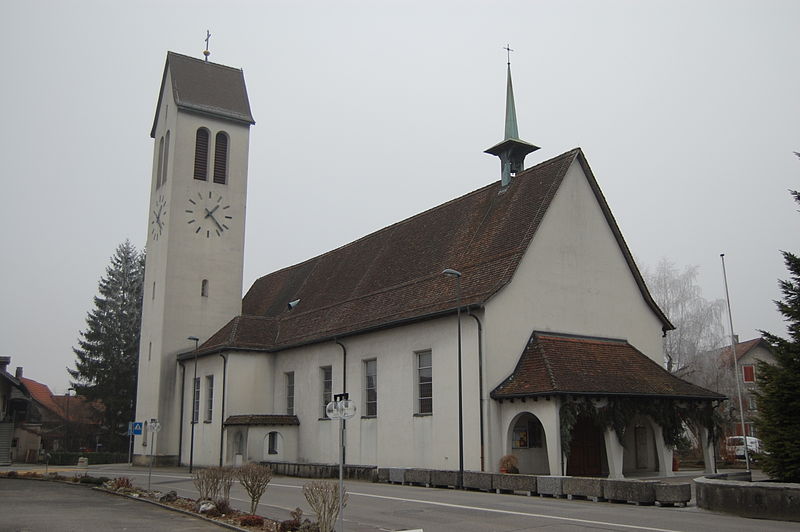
<box><xmin>46</xmin><ymin>452</ymin><xmax>128</xmax><ymax>466</ymax></box>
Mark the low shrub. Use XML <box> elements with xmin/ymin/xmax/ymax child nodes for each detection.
<box><xmin>6</xmin><ymin>471</ymin><xmax>18</xmax><ymax>478</ymax></box>
<box><xmin>239</xmin><ymin>514</ymin><xmax>264</xmax><ymax>527</ymax></box>
<box><xmin>79</xmin><ymin>475</ymin><xmax>105</xmax><ymax>485</ymax></box>
<box><xmin>110</xmin><ymin>477</ymin><xmax>133</xmax><ymax>490</ymax></box>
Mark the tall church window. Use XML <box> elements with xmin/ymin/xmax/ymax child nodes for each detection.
<box><xmin>416</xmin><ymin>350</ymin><xmax>432</xmax><ymax>414</ymax></box>
<box><xmin>213</xmin><ymin>132</ymin><xmax>229</xmax><ymax>184</ymax></box>
<box><xmin>320</xmin><ymin>366</ymin><xmax>332</xmax><ymax>418</ymax></box>
<box><xmin>162</xmin><ymin>130</ymin><xmax>170</xmax><ymax>186</ymax></box>
<box><xmin>286</xmin><ymin>372</ymin><xmax>295</xmax><ymax>415</ymax></box>
<box><xmin>192</xmin><ymin>377</ymin><xmax>200</xmax><ymax>423</ymax></box>
<box><xmin>194</xmin><ymin>128</ymin><xmax>210</xmax><ymax>180</ymax></box>
<box><xmin>201</xmin><ymin>279</ymin><xmax>209</xmax><ymax>297</ymax></box>
<box><xmin>156</xmin><ymin>136</ymin><xmax>165</xmax><ymax>188</ymax></box>
<box><xmin>364</xmin><ymin>359</ymin><xmax>377</xmax><ymax>417</ymax></box>
<box><xmin>205</xmin><ymin>375</ymin><xmax>214</xmax><ymax>422</ymax></box>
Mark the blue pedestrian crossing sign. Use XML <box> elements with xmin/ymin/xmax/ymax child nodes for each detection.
<box><xmin>132</xmin><ymin>422</ymin><xmax>143</xmax><ymax>435</ymax></box>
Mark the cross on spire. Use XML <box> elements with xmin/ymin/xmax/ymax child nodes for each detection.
<box><xmin>503</xmin><ymin>44</ymin><xmax>514</xmax><ymax>66</ymax></box>
<box><xmin>203</xmin><ymin>30</ymin><xmax>212</xmax><ymax>62</ymax></box>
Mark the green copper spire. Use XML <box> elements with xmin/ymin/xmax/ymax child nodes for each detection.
<box><xmin>504</xmin><ymin>64</ymin><xmax>520</xmax><ymax>141</ymax></box>
<box><xmin>485</xmin><ymin>56</ymin><xmax>539</xmax><ymax>187</ymax></box>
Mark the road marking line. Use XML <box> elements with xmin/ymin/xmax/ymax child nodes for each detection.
<box><xmin>271</xmin><ymin>483</ymin><xmax>683</xmax><ymax>532</ymax></box>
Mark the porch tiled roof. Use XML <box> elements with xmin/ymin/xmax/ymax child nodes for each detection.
<box><xmin>188</xmin><ymin>148</ymin><xmax>671</xmax><ymax>358</ymax></box>
<box><xmin>491</xmin><ymin>332</ymin><xmax>724</xmax><ymax>401</ymax></box>
<box><xmin>224</xmin><ymin>414</ymin><xmax>300</xmax><ymax>426</ymax></box>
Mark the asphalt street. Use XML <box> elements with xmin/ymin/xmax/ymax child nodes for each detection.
<box><xmin>1</xmin><ymin>464</ymin><xmax>795</xmax><ymax>532</ymax></box>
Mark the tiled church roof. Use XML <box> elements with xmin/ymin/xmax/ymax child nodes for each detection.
<box><xmin>491</xmin><ymin>332</ymin><xmax>724</xmax><ymax>400</ymax></box>
<box><xmin>190</xmin><ymin>148</ymin><xmax>672</xmax><ymax>357</ymax></box>
<box><xmin>151</xmin><ymin>51</ymin><xmax>255</xmax><ymax>137</ymax></box>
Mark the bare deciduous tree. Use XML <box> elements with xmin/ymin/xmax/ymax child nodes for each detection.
<box><xmin>237</xmin><ymin>463</ymin><xmax>273</xmax><ymax>515</ymax></box>
<box><xmin>303</xmin><ymin>480</ymin><xmax>347</xmax><ymax>532</ymax></box>
<box><xmin>644</xmin><ymin>258</ymin><xmax>726</xmax><ymax>372</ymax></box>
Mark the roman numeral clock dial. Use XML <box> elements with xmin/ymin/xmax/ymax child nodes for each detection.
<box><xmin>186</xmin><ymin>191</ymin><xmax>232</xmax><ymax>238</ymax></box>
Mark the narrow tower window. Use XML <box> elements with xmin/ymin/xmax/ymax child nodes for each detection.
<box><xmin>156</xmin><ymin>136</ymin><xmax>164</xmax><ymax>188</ymax></box>
<box><xmin>194</xmin><ymin>128</ymin><xmax>209</xmax><ymax>181</ymax></box>
<box><xmin>162</xmin><ymin>130</ymin><xmax>170</xmax><ymax>186</ymax></box>
<box><xmin>213</xmin><ymin>132</ymin><xmax>229</xmax><ymax>184</ymax></box>
<box><xmin>201</xmin><ymin>279</ymin><xmax>209</xmax><ymax>297</ymax></box>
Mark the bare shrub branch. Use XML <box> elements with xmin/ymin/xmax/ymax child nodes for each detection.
<box><xmin>192</xmin><ymin>467</ymin><xmax>223</xmax><ymax>501</ymax></box>
<box><xmin>236</xmin><ymin>463</ymin><xmax>273</xmax><ymax>515</ymax></box>
<box><xmin>303</xmin><ymin>480</ymin><xmax>347</xmax><ymax>532</ymax></box>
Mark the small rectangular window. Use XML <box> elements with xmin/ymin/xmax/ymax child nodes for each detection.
<box><xmin>364</xmin><ymin>359</ymin><xmax>377</xmax><ymax>417</ymax></box>
<box><xmin>205</xmin><ymin>375</ymin><xmax>214</xmax><ymax>422</ymax></box>
<box><xmin>416</xmin><ymin>350</ymin><xmax>432</xmax><ymax>415</ymax></box>
<box><xmin>286</xmin><ymin>372</ymin><xmax>295</xmax><ymax>415</ymax></box>
<box><xmin>742</xmin><ymin>365</ymin><xmax>755</xmax><ymax>383</ymax></box>
<box><xmin>192</xmin><ymin>377</ymin><xmax>200</xmax><ymax>423</ymax></box>
<box><xmin>321</xmin><ymin>366</ymin><xmax>332</xmax><ymax>418</ymax></box>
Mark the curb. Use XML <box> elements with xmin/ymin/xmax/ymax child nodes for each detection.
<box><xmin>93</xmin><ymin>487</ymin><xmax>250</xmax><ymax>531</ymax></box>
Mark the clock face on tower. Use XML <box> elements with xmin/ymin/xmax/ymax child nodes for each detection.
<box><xmin>150</xmin><ymin>194</ymin><xmax>167</xmax><ymax>241</ymax></box>
<box><xmin>186</xmin><ymin>190</ymin><xmax>233</xmax><ymax>238</ymax></box>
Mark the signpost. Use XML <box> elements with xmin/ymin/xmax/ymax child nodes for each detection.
<box><xmin>326</xmin><ymin>393</ymin><xmax>355</xmax><ymax>532</ymax></box>
<box><xmin>128</xmin><ymin>422</ymin><xmax>143</xmax><ymax>465</ymax></box>
<box><xmin>147</xmin><ymin>419</ymin><xmax>161</xmax><ymax>491</ymax></box>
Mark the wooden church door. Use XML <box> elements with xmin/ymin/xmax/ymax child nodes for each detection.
<box><xmin>566</xmin><ymin>416</ymin><xmax>604</xmax><ymax>477</ymax></box>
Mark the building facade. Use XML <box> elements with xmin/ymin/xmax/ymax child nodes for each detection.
<box><xmin>135</xmin><ymin>52</ymin><xmax>723</xmax><ymax>477</ymax></box>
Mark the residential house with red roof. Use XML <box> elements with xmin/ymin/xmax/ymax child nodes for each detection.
<box><xmin>134</xmin><ymin>52</ymin><xmax>723</xmax><ymax>478</ymax></box>
<box><xmin>717</xmin><ymin>337</ymin><xmax>776</xmax><ymax>438</ymax></box>
<box><xmin>0</xmin><ymin>357</ymin><xmax>31</xmax><ymax>464</ymax></box>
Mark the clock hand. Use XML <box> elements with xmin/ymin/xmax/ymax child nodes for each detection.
<box><xmin>209</xmin><ymin>213</ymin><xmax>224</xmax><ymax>232</ymax></box>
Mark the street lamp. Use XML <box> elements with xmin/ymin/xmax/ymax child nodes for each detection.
<box><xmin>65</xmin><ymin>387</ymin><xmax>75</xmax><ymax>452</ymax></box>
<box><xmin>442</xmin><ymin>268</ymin><xmax>464</xmax><ymax>489</ymax></box>
<box><xmin>326</xmin><ymin>393</ymin><xmax>355</xmax><ymax>531</ymax></box>
<box><xmin>188</xmin><ymin>336</ymin><xmax>200</xmax><ymax>473</ymax></box>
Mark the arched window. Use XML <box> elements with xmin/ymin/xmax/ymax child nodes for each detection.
<box><xmin>162</xmin><ymin>130</ymin><xmax>170</xmax><ymax>186</ymax></box>
<box><xmin>201</xmin><ymin>279</ymin><xmax>209</xmax><ymax>297</ymax></box>
<box><xmin>194</xmin><ymin>128</ymin><xmax>209</xmax><ymax>181</ymax></box>
<box><xmin>213</xmin><ymin>132</ymin><xmax>228</xmax><ymax>184</ymax></box>
<box><xmin>156</xmin><ymin>136</ymin><xmax>164</xmax><ymax>188</ymax></box>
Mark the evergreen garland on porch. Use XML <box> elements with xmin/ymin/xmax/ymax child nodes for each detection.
<box><xmin>559</xmin><ymin>395</ymin><xmax>721</xmax><ymax>457</ymax></box>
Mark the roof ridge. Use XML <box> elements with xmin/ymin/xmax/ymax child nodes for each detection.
<box><xmin>167</xmin><ymin>50</ymin><xmax>245</xmax><ymax>73</ymax></box>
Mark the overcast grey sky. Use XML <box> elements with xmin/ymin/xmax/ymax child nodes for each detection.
<box><xmin>2</xmin><ymin>1</ymin><xmax>798</xmax><ymax>394</ymax></box>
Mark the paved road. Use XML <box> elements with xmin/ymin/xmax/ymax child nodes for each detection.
<box><xmin>0</xmin><ymin>478</ymin><xmax>224</xmax><ymax>531</ymax></box>
<box><xmin>2</xmin><ymin>464</ymin><xmax>794</xmax><ymax>532</ymax></box>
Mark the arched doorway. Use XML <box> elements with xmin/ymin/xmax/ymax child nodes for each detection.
<box><xmin>506</xmin><ymin>412</ymin><xmax>549</xmax><ymax>474</ymax></box>
<box><xmin>566</xmin><ymin>415</ymin><xmax>605</xmax><ymax>477</ymax></box>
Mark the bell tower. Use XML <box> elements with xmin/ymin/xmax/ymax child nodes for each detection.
<box><xmin>133</xmin><ymin>51</ymin><xmax>255</xmax><ymax>464</ymax></box>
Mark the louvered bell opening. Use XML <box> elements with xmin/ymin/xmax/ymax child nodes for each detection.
<box><xmin>194</xmin><ymin>128</ymin><xmax>209</xmax><ymax>181</ymax></box>
<box><xmin>213</xmin><ymin>132</ymin><xmax>228</xmax><ymax>184</ymax></box>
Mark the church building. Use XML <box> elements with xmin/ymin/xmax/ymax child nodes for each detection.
<box><xmin>134</xmin><ymin>51</ymin><xmax>723</xmax><ymax>478</ymax></box>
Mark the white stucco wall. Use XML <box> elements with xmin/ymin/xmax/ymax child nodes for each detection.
<box><xmin>483</xmin><ymin>158</ymin><xmax>666</xmax><ymax>471</ymax></box>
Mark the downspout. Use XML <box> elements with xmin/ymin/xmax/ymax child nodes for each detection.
<box><xmin>468</xmin><ymin>311</ymin><xmax>485</xmax><ymax>472</ymax></box>
<box><xmin>335</xmin><ymin>340</ymin><xmax>347</xmax><ymax>464</ymax></box>
<box><xmin>218</xmin><ymin>353</ymin><xmax>228</xmax><ymax>466</ymax></box>
<box><xmin>178</xmin><ymin>361</ymin><xmax>185</xmax><ymax>466</ymax></box>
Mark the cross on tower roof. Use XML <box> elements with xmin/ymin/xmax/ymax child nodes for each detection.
<box><xmin>203</xmin><ymin>30</ymin><xmax>211</xmax><ymax>62</ymax></box>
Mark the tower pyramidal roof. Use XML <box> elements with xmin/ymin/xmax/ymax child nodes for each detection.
<box><xmin>484</xmin><ymin>63</ymin><xmax>539</xmax><ymax>186</ymax></box>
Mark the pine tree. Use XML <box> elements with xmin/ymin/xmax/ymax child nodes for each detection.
<box><xmin>69</xmin><ymin>240</ymin><xmax>145</xmax><ymax>451</ymax></box>
<box><xmin>756</xmin><ymin>188</ymin><xmax>800</xmax><ymax>482</ymax></box>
